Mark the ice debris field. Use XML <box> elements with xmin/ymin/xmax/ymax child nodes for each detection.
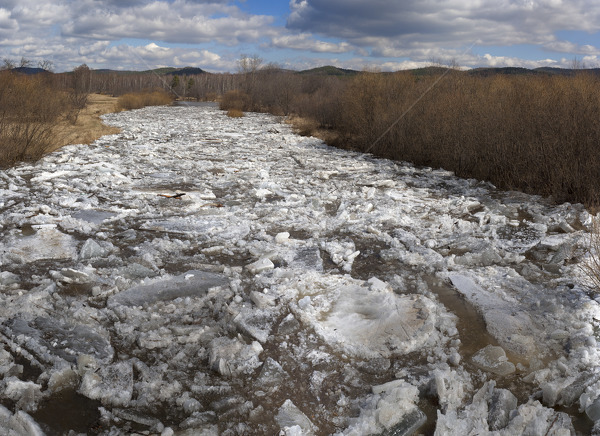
<box><xmin>1</xmin><ymin>103</ymin><xmax>600</xmax><ymax>435</ymax></box>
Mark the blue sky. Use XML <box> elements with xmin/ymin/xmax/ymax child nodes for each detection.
<box><xmin>1</xmin><ymin>0</ymin><xmax>600</xmax><ymax>72</ymax></box>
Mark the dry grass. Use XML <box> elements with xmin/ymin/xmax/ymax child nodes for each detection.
<box><xmin>116</xmin><ymin>90</ymin><xmax>174</xmax><ymax>111</ymax></box>
<box><xmin>285</xmin><ymin>115</ymin><xmax>341</xmax><ymax>144</ymax></box>
<box><xmin>50</xmin><ymin>94</ymin><xmax>120</xmax><ymax>152</ymax></box>
<box><xmin>226</xmin><ymin>108</ymin><xmax>244</xmax><ymax>118</ymax></box>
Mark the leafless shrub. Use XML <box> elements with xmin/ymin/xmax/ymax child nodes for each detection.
<box><xmin>0</xmin><ymin>71</ymin><xmax>69</xmax><ymax>167</ymax></box>
<box><xmin>116</xmin><ymin>89</ymin><xmax>173</xmax><ymax>111</ymax></box>
<box><xmin>335</xmin><ymin>72</ymin><xmax>600</xmax><ymax>207</ymax></box>
<box><xmin>219</xmin><ymin>90</ymin><xmax>251</xmax><ymax>112</ymax></box>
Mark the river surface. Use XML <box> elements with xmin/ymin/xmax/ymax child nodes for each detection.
<box><xmin>0</xmin><ymin>104</ymin><xmax>599</xmax><ymax>435</ymax></box>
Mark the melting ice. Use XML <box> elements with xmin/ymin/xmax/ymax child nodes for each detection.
<box><xmin>0</xmin><ymin>104</ymin><xmax>598</xmax><ymax>435</ymax></box>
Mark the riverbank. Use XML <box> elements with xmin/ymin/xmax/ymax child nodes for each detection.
<box><xmin>50</xmin><ymin>94</ymin><xmax>121</xmax><ymax>152</ymax></box>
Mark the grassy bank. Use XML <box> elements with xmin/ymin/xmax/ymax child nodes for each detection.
<box><xmin>50</xmin><ymin>94</ymin><xmax>121</xmax><ymax>152</ymax></box>
<box><xmin>0</xmin><ymin>73</ymin><xmax>175</xmax><ymax>168</ymax></box>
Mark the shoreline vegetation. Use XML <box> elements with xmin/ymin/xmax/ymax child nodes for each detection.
<box><xmin>0</xmin><ymin>64</ymin><xmax>175</xmax><ymax>168</ymax></box>
<box><xmin>3</xmin><ymin>61</ymin><xmax>600</xmax><ymax>209</ymax></box>
<box><xmin>50</xmin><ymin>93</ymin><xmax>121</xmax><ymax>153</ymax></box>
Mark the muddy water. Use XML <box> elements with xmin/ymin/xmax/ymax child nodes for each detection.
<box><xmin>349</xmin><ymin>238</ymin><xmax>595</xmax><ymax>434</ymax></box>
<box><xmin>32</xmin><ymin>390</ymin><xmax>102</xmax><ymax>434</ymax></box>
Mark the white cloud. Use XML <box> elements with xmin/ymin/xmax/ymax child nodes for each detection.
<box><xmin>61</xmin><ymin>0</ymin><xmax>274</xmax><ymax>45</ymax></box>
<box><xmin>543</xmin><ymin>40</ymin><xmax>600</xmax><ymax>56</ymax></box>
<box><xmin>271</xmin><ymin>33</ymin><xmax>354</xmax><ymax>53</ymax></box>
<box><xmin>97</xmin><ymin>43</ymin><xmax>231</xmax><ymax>72</ymax></box>
<box><xmin>0</xmin><ymin>0</ymin><xmax>275</xmax><ymax>71</ymax></box>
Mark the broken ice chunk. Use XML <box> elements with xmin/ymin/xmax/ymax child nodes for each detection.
<box><xmin>308</xmin><ymin>277</ymin><xmax>438</xmax><ymax>358</ymax></box>
<box><xmin>5</xmin><ymin>317</ymin><xmax>113</xmax><ymax>365</ymax></box>
<box><xmin>586</xmin><ymin>397</ymin><xmax>600</xmax><ymax>422</ymax></box>
<box><xmin>488</xmin><ymin>388</ymin><xmax>518</xmax><ymax>430</ymax></box>
<box><xmin>277</xmin><ymin>313</ymin><xmax>300</xmax><ymax>335</ymax></box>
<box><xmin>47</xmin><ymin>368</ymin><xmax>79</xmax><ymax>394</ymax></box>
<box><xmin>249</xmin><ymin>291</ymin><xmax>277</xmax><ymax>309</ymax></box>
<box><xmin>79</xmin><ymin>361</ymin><xmax>133</xmax><ymax>407</ymax></box>
<box><xmin>472</xmin><ymin>345</ymin><xmax>516</xmax><ymax>376</ymax></box>
<box><xmin>374</xmin><ymin>381</ymin><xmax>422</xmax><ymax>431</ymax></box>
<box><xmin>108</xmin><ymin>270</ymin><xmax>228</xmax><ymax>307</ymax></box>
<box><xmin>3</xmin><ymin>227</ymin><xmax>76</xmax><ymax>263</ymax></box>
<box><xmin>255</xmin><ymin>358</ymin><xmax>287</xmax><ymax>393</ymax></box>
<box><xmin>275</xmin><ymin>232</ymin><xmax>290</xmax><ymax>244</ymax></box>
<box><xmin>208</xmin><ymin>337</ymin><xmax>263</xmax><ymax>377</ymax></box>
<box><xmin>254</xmin><ymin>188</ymin><xmax>273</xmax><ymax>198</ymax></box>
<box><xmin>0</xmin><ymin>405</ymin><xmax>45</xmax><ymax>436</ymax></box>
<box><xmin>3</xmin><ymin>377</ymin><xmax>43</xmax><ymax>412</ymax></box>
<box><xmin>290</xmin><ymin>247</ymin><xmax>323</xmax><ymax>272</ymax></box>
<box><xmin>233</xmin><ymin>308</ymin><xmax>274</xmax><ymax>343</ymax></box>
<box><xmin>275</xmin><ymin>400</ymin><xmax>316</xmax><ymax>434</ymax></box>
<box><xmin>385</xmin><ymin>409</ymin><xmax>427</xmax><ymax>436</ymax></box>
<box><xmin>79</xmin><ymin>238</ymin><xmax>108</xmax><ymax>259</ymax></box>
<box><xmin>0</xmin><ymin>271</ymin><xmax>20</xmax><ymax>287</ymax></box>
<box><xmin>246</xmin><ymin>258</ymin><xmax>274</xmax><ymax>274</ymax></box>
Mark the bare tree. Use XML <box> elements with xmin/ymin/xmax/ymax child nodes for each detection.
<box><xmin>38</xmin><ymin>59</ymin><xmax>54</xmax><ymax>72</ymax></box>
<box><xmin>19</xmin><ymin>57</ymin><xmax>32</xmax><ymax>68</ymax></box>
<box><xmin>570</xmin><ymin>56</ymin><xmax>586</xmax><ymax>71</ymax></box>
<box><xmin>2</xmin><ymin>58</ymin><xmax>15</xmax><ymax>70</ymax></box>
<box><xmin>237</xmin><ymin>54</ymin><xmax>263</xmax><ymax>109</ymax></box>
<box><xmin>67</xmin><ymin>64</ymin><xmax>91</xmax><ymax>123</ymax></box>
<box><xmin>237</xmin><ymin>54</ymin><xmax>263</xmax><ymax>75</ymax></box>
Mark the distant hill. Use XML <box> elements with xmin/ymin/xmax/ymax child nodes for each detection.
<box><xmin>533</xmin><ymin>67</ymin><xmax>600</xmax><ymax>76</ymax></box>
<box><xmin>39</xmin><ymin>64</ymin><xmax>600</xmax><ymax>78</ymax></box>
<box><xmin>11</xmin><ymin>67</ymin><xmax>50</xmax><ymax>75</ymax></box>
<box><xmin>93</xmin><ymin>66</ymin><xmax>206</xmax><ymax>75</ymax></box>
<box><xmin>467</xmin><ymin>67</ymin><xmax>541</xmax><ymax>77</ymax></box>
<box><xmin>409</xmin><ymin>66</ymin><xmax>452</xmax><ymax>77</ymax></box>
<box><xmin>165</xmin><ymin>67</ymin><xmax>207</xmax><ymax>76</ymax></box>
<box><xmin>297</xmin><ymin>66</ymin><xmax>359</xmax><ymax>76</ymax></box>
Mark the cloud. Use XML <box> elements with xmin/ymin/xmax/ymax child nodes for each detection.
<box><xmin>543</xmin><ymin>40</ymin><xmax>600</xmax><ymax>56</ymax></box>
<box><xmin>61</xmin><ymin>0</ymin><xmax>275</xmax><ymax>45</ymax></box>
<box><xmin>0</xmin><ymin>0</ymin><xmax>276</xmax><ymax>71</ymax></box>
<box><xmin>1</xmin><ymin>0</ymin><xmax>599</xmax><ymax>72</ymax></box>
<box><xmin>94</xmin><ymin>43</ymin><xmax>231</xmax><ymax>71</ymax></box>
<box><xmin>286</xmin><ymin>0</ymin><xmax>600</xmax><ymax>56</ymax></box>
<box><xmin>0</xmin><ymin>9</ymin><xmax>18</xmax><ymax>37</ymax></box>
<box><xmin>270</xmin><ymin>33</ymin><xmax>354</xmax><ymax>53</ymax></box>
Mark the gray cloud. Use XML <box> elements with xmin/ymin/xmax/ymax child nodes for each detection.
<box><xmin>287</xmin><ymin>0</ymin><xmax>600</xmax><ymax>56</ymax></box>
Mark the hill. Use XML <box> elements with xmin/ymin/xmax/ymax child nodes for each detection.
<box><xmin>11</xmin><ymin>67</ymin><xmax>50</xmax><ymax>75</ymax></box>
<box><xmin>297</xmin><ymin>66</ymin><xmax>359</xmax><ymax>76</ymax></box>
<box><xmin>165</xmin><ymin>67</ymin><xmax>207</xmax><ymax>76</ymax></box>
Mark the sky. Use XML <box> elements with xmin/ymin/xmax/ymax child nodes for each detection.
<box><xmin>1</xmin><ymin>0</ymin><xmax>600</xmax><ymax>73</ymax></box>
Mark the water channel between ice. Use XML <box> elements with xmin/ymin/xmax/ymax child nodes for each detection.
<box><xmin>0</xmin><ymin>104</ymin><xmax>599</xmax><ymax>435</ymax></box>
